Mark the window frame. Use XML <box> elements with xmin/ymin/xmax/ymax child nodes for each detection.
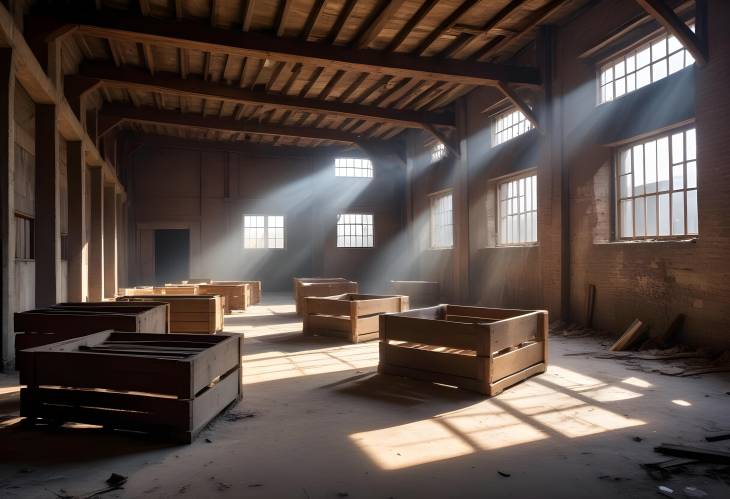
<box><xmin>496</xmin><ymin>169</ymin><xmax>538</xmax><ymax>247</ymax></box>
<box><xmin>596</xmin><ymin>21</ymin><xmax>695</xmax><ymax>106</ymax></box>
<box><xmin>614</xmin><ymin>124</ymin><xmax>698</xmax><ymax>241</ymax></box>
<box><xmin>336</xmin><ymin>212</ymin><xmax>374</xmax><ymax>248</ymax></box>
<box><xmin>491</xmin><ymin>107</ymin><xmax>534</xmax><ymax>147</ymax></box>
<box><xmin>334</xmin><ymin>157</ymin><xmax>374</xmax><ymax>178</ymax></box>
<box><xmin>242</xmin><ymin>214</ymin><xmax>286</xmax><ymax>249</ymax></box>
<box><xmin>429</xmin><ymin>189</ymin><xmax>454</xmax><ymax>250</ymax></box>
<box><xmin>431</xmin><ymin>142</ymin><xmax>447</xmax><ymax>163</ymax></box>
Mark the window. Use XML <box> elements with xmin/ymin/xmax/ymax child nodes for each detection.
<box><xmin>493</xmin><ymin>108</ymin><xmax>534</xmax><ymax>146</ymax></box>
<box><xmin>337</xmin><ymin>213</ymin><xmax>373</xmax><ymax>248</ymax></box>
<box><xmin>617</xmin><ymin>127</ymin><xmax>697</xmax><ymax>239</ymax></box>
<box><xmin>15</xmin><ymin>213</ymin><xmax>34</xmax><ymax>260</ymax></box>
<box><xmin>335</xmin><ymin>158</ymin><xmax>373</xmax><ymax>178</ymax></box>
<box><xmin>430</xmin><ymin>191</ymin><xmax>453</xmax><ymax>249</ymax></box>
<box><xmin>243</xmin><ymin>215</ymin><xmax>285</xmax><ymax>249</ymax></box>
<box><xmin>598</xmin><ymin>24</ymin><xmax>695</xmax><ymax>104</ymax></box>
<box><xmin>431</xmin><ymin>142</ymin><xmax>446</xmax><ymax>162</ymax></box>
<box><xmin>498</xmin><ymin>172</ymin><xmax>537</xmax><ymax>246</ymax></box>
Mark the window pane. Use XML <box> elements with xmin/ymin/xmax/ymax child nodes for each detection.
<box><xmin>646</xmin><ymin>195</ymin><xmax>657</xmax><ymax>236</ymax></box>
<box><xmin>657</xmin><ymin>137</ymin><xmax>670</xmax><ymax>191</ymax></box>
<box><xmin>658</xmin><ymin>193</ymin><xmax>670</xmax><ymax>236</ymax></box>
<box><xmin>686</xmin><ymin>160</ymin><xmax>696</xmax><ymax>189</ymax></box>
<box><xmin>687</xmin><ymin>189</ymin><xmax>698</xmax><ymax>234</ymax></box>
<box><xmin>634</xmin><ymin>196</ymin><xmax>646</xmax><ymax>237</ymax></box>
<box><xmin>621</xmin><ymin>199</ymin><xmax>633</xmax><ymax>238</ymax></box>
<box><xmin>672</xmin><ymin>191</ymin><xmax>685</xmax><ymax>234</ymax></box>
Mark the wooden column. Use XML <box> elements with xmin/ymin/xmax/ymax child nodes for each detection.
<box><xmin>453</xmin><ymin>99</ymin><xmax>470</xmax><ymax>303</ymax></box>
<box><xmin>0</xmin><ymin>48</ymin><xmax>15</xmax><ymax>369</ymax></box>
<box><xmin>34</xmin><ymin>103</ymin><xmax>59</xmax><ymax>308</ymax></box>
<box><xmin>536</xmin><ymin>25</ymin><xmax>569</xmax><ymax>319</ymax></box>
<box><xmin>116</xmin><ymin>192</ymin><xmax>127</xmax><ymax>288</ymax></box>
<box><xmin>66</xmin><ymin>141</ymin><xmax>87</xmax><ymax>301</ymax></box>
<box><xmin>88</xmin><ymin>166</ymin><xmax>104</xmax><ymax>300</ymax></box>
<box><xmin>103</xmin><ymin>183</ymin><xmax>117</xmax><ymax>298</ymax></box>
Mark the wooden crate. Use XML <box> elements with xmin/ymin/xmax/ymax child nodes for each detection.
<box><xmin>389</xmin><ymin>281</ymin><xmax>441</xmax><ymax>308</ymax></box>
<box><xmin>117</xmin><ymin>295</ymin><xmax>224</xmax><ymax>334</ymax></box>
<box><xmin>118</xmin><ymin>287</ymin><xmax>155</xmax><ymax>296</ymax></box>
<box><xmin>198</xmin><ymin>284</ymin><xmax>250</xmax><ymax>313</ymax></box>
<box><xmin>303</xmin><ymin>294</ymin><xmax>409</xmax><ymax>343</ymax></box>
<box><xmin>293</xmin><ymin>278</ymin><xmax>358</xmax><ymax>316</ymax></box>
<box><xmin>378</xmin><ymin>305</ymin><xmax>548</xmax><ymax>396</ymax></box>
<box><xmin>19</xmin><ymin>330</ymin><xmax>243</xmax><ymax>443</ymax></box>
<box><xmin>212</xmin><ymin>281</ymin><xmax>262</xmax><ymax>305</ymax></box>
<box><xmin>293</xmin><ymin>277</ymin><xmax>349</xmax><ymax>301</ymax></box>
<box><xmin>14</xmin><ymin>302</ymin><xmax>169</xmax><ymax>359</ymax></box>
<box><xmin>182</xmin><ymin>278</ymin><xmax>213</xmax><ymax>284</ymax></box>
<box><xmin>155</xmin><ymin>285</ymin><xmax>200</xmax><ymax>295</ymax></box>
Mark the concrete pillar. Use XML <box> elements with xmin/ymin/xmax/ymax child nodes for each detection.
<box><xmin>34</xmin><ymin>103</ymin><xmax>59</xmax><ymax>308</ymax></box>
<box><xmin>103</xmin><ymin>184</ymin><xmax>117</xmax><ymax>298</ymax></box>
<box><xmin>0</xmin><ymin>48</ymin><xmax>15</xmax><ymax>370</ymax></box>
<box><xmin>88</xmin><ymin>166</ymin><xmax>104</xmax><ymax>301</ymax></box>
<box><xmin>67</xmin><ymin>141</ymin><xmax>87</xmax><ymax>302</ymax></box>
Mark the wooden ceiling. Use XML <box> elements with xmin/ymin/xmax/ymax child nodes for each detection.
<box><xmin>35</xmin><ymin>0</ymin><xmax>589</xmax><ymax>148</ymax></box>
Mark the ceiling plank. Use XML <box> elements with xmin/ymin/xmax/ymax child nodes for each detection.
<box><xmin>326</xmin><ymin>0</ymin><xmax>358</xmax><ymax>45</ymax></box>
<box><xmin>241</xmin><ymin>0</ymin><xmax>256</xmax><ymax>31</ymax></box>
<box><xmin>100</xmin><ymin>103</ymin><xmax>368</xmax><ymax>143</ymax></box>
<box><xmin>62</xmin><ymin>12</ymin><xmax>540</xmax><ymax>85</ymax></box>
<box><xmin>275</xmin><ymin>0</ymin><xmax>295</xmax><ymax>37</ymax></box>
<box><xmin>412</xmin><ymin>0</ymin><xmax>481</xmax><ymax>56</ymax></box>
<box><xmin>353</xmin><ymin>0</ymin><xmax>408</xmax><ymax>49</ymax></box>
<box><xmin>386</xmin><ymin>0</ymin><xmax>439</xmax><ymax>52</ymax></box>
<box><xmin>141</xmin><ymin>42</ymin><xmax>155</xmax><ymax>75</ymax></box>
<box><xmin>301</xmin><ymin>0</ymin><xmax>327</xmax><ymax>40</ymax></box>
<box><xmin>74</xmin><ymin>64</ymin><xmax>455</xmax><ymax>128</ymax></box>
<box><xmin>175</xmin><ymin>0</ymin><xmax>183</xmax><ymax>20</ymax></box>
<box><xmin>634</xmin><ymin>0</ymin><xmax>706</xmax><ymax>66</ymax></box>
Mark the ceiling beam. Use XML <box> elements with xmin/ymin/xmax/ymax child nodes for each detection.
<box><xmin>41</xmin><ymin>11</ymin><xmax>540</xmax><ymax>86</ymax></box>
<box><xmin>496</xmin><ymin>81</ymin><xmax>538</xmax><ymax>129</ymax></box>
<box><xmin>353</xmin><ymin>0</ymin><xmax>408</xmax><ymax>49</ymax></box>
<box><xmin>99</xmin><ymin>103</ymin><xmax>369</xmax><ymax>144</ymax></box>
<box><xmin>74</xmin><ymin>63</ymin><xmax>455</xmax><ymax>128</ymax></box>
<box><xmin>412</xmin><ymin>0</ymin><xmax>480</xmax><ymax>56</ymax></box>
<box><xmin>634</xmin><ymin>0</ymin><xmax>706</xmax><ymax>66</ymax></box>
<box><xmin>387</xmin><ymin>0</ymin><xmax>439</xmax><ymax>52</ymax></box>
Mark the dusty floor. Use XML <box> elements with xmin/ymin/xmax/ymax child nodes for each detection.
<box><xmin>0</xmin><ymin>293</ymin><xmax>729</xmax><ymax>499</ymax></box>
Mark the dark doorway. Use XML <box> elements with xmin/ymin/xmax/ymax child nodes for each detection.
<box><xmin>154</xmin><ymin>229</ymin><xmax>190</xmax><ymax>285</ymax></box>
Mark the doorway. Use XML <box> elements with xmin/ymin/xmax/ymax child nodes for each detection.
<box><xmin>154</xmin><ymin>229</ymin><xmax>190</xmax><ymax>285</ymax></box>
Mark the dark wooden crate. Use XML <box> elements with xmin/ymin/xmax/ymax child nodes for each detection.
<box><xmin>379</xmin><ymin>305</ymin><xmax>548</xmax><ymax>396</ymax></box>
<box><xmin>14</xmin><ymin>302</ymin><xmax>169</xmax><ymax>359</ymax></box>
<box><xmin>19</xmin><ymin>330</ymin><xmax>243</xmax><ymax>443</ymax></box>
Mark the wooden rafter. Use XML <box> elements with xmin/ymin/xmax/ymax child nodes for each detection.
<box><xmin>353</xmin><ymin>0</ymin><xmax>408</xmax><ymax>49</ymax></box>
<box><xmin>496</xmin><ymin>81</ymin><xmax>538</xmax><ymax>128</ymax></box>
<box><xmin>100</xmin><ymin>104</ymin><xmax>368</xmax><ymax>143</ymax></box>
<box><xmin>634</xmin><ymin>0</ymin><xmax>706</xmax><ymax>66</ymax></box>
<box><xmin>141</xmin><ymin>43</ymin><xmax>155</xmax><ymax>75</ymax></box>
<box><xmin>54</xmin><ymin>12</ymin><xmax>540</xmax><ymax>85</ymax></box>
<box><xmin>241</xmin><ymin>0</ymin><xmax>255</xmax><ymax>31</ymax></box>
<box><xmin>74</xmin><ymin>64</ymin><xmax>455</xmax><ymax>128</ymax></box>
<box><xmin>387</xmin><ymin>0</ymin><xmax>439</xmax><ymax>51</ymax></box>
<box><xmin>210</xmin><ymin>0</ymin><xmax>219</xmax><ymax>27</ymax></box>
<box><xmin>412</xmin><ymin>0</ymin><xmax>481</xmax><ymax>56</ymax></box>
<box><xmin>275</xmin><ymin>0</ymin><xmax>295</xmax><ymax>37</ymax></box>
<box><xmin>302</xmin><ymin>0</ymin><xmax>328</xmax><ymax>40</ymax></box>
<box><xmin>327</xmin><ymin>0</ymin><xmax>358</xmax><ymax>45</ymax></box>
<box><xmin>175</xmin><ymin>0</ymin><xmax>183</xmax><ymax>20</ymax></box>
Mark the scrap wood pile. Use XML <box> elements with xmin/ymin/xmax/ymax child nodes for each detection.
<box><xmin>551</xmin><ymin>317</ymin><xmax>730</xmax><ymax>377</ymax></box>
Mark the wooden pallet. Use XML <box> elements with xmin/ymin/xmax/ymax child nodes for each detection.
<box><xmin>19</xmin><ymin>330</ymin><xmax>243</xmax><ymax>443</ymax></box>
<box><xmin>293</xmin><ymin>278</ymin><xmax>358</xmax><ymax>316</ymax></box>
<box><xmin>14</xmin><ymin>302</ymin><xmax>169</xmax><ymax>359</ymax></box>
<box><xmin>303</xmin><ymin>294</ymin><xmax>409</xmax><ymax>343</ymax></box>
<box><xmin>117</xmin><ymin>295</ymin><xmax>223</xmax><ymax>334</ymax></box>
<box><xmin>378</xmin><ymin>305</ymin><xmax>548</xmax><ymax>396</ymax></box>
<box><xmin>389</xmin><ymin>281</ymin><xmax>441</xmax><ymax>308</ymax></box>
<box><xmin>198</xmin><ymin>284</ymin><xmax>250</xmax><ymax>313</ymax></box>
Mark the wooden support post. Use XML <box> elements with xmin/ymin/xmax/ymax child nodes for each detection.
<box><xmin>88</xmin><ymin>166</ymin><xmax>104</xmax><ymax>300</ymax></box>
<box><xmin>116</xmin><ymin>192</ymin><xmax>126</xmax><ymax>289</ymax></box>
<box><xmin>453</xmin><ymin>99</ymin><xmax>470</xmax><ymax>303</ymax></box>
<box><xmin>67</xmin><ymin>141</ymin><xmax>87</xmax><ymax>302</ymax></box>
<box><xmin>0</xmin><ymin>48</ymin><xmax>15</xmax><ymax>370</ymax></box>
<box><xmin>34</xmin><ymin>104</ymin><xmax>59</xmax><ymax>308</ymax></box>
<box><xmin>103</xmin><ymin>183</ymin><xmax>117</xmax><ymax>298</ymax></box>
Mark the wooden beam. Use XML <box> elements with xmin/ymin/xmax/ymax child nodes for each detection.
<box><xmin>175</xmin><ymin>0</ymin><xmax>183</xmax><ymax>20</ymax></box>
<box><xmin>302</xmin><ymin>0</ymin><xmax>327</xmax><ymax>40</ymax></box>
<box><xmin>241</xmin><ymin>0</ymin><xmax>255</xmax><ymax>31</ymax></box>
<box><xmin>387</xmin><ymin>0</ymin><xmax>439</xmax><ymax>52</ymax></box>
<box><xmin>496</xmin><ymin>80</ymin><xmax>538</xmax><ymax>128</ymax></box>
<box><xmin>634</xmin><ymin>0</ymin><xmax>706</xmax><ymax>66</ymax></box>
<box><xmin>412</xmin><ymin>0</ymin><xmax>480</xmax><ymax>56</ymax></box>
<box><xmin>275</xmin><ymin>0</ymin><xmax>295</xmax><ymax>37</ymax></box>
<box><xmin>327</xmin><ymin>0</ymin><xmax>357</xmax><ymax>45</ymax></box>
<box><xmin>138</xmin><ymin>0</ymin><xmax>151</xmax><ymax>16</ymax></box>
<box><xmin>75</xmin><ymin>63</ymin><xmax>455</xmax><ymax>128</ymax></box>
<box><xmin>424</xmin><ymin>123</ymin><xmax>459</xmax><ymax>159</ymax></box>
<box><xmin>210</xmin><ymin>0</ymin><xmax>219</xmax><ymax>27</ymax></box>
<box><xmin>141</xmin><ymin>42</ymin><xmax>155</xmax><ymax>75</ymax></box>
<box><xmin>353</xmin><ymin>0</ymin><xmax>407</xmax><ymax>49</ymax></box>
<box><xmin>99</xmin><ymin>104</ymin><xmax>369</xmax><ymax>144</ymax></box>
<box><xmin>54</xmin><ymin>11</ymin><xmax>540</xmax><ymax>86</ymax></box>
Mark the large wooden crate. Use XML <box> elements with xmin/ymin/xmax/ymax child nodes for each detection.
<box><xmin>212</xmin><ymin>281</ymin><xmax>262</xmax><ymax>305</ymax></box>
<box><xmin>198</xmin><ymin>284</ymin><xmax>250</xmax><ymax>313</ymax></box>
<box><xmin>389</xmin><ymin>281</ymin><xmax>441</xmax><ymax>308</ymax></box>
<box><xmin>117</xmin><ymin>295</ymin><xmax>224</xmax><ymax>334</ymax></box>
<box><xmin>378</xmin><ymin>305</ymin><xmax>548</xmax><ymax>396</ymax></box>
<box><xmin>156</xmin><ymin>285</ymin><xmax>200</xmax><ymax>295</ymax></box>
<box><xmin>19</xmin><ymin>330</ymin><xmax>242</xmax><ymax>443</ymax></box>
<box><xmin>14</xmin><ymin>302</ymin><xmax>169</xmax><ymax>359</ymax></box>
<box><xmin>303</xmin><ymin>294</ymin><xmax>409</xmax><ymax>343</ymax></box>
<box><xmin>118</xmin><ymin>287</ymin><xmax>155</xmax><ymax>296</ymax></box>
<box><xmin>293</xmin><ymin>278</ymin><xmax>358</xmax><ymax>316</ymax></box>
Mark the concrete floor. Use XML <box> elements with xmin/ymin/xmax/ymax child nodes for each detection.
<box><xmin>0</xmin><ymin>293</ymin><xmax>729</xmax><ymax>498</ymax></box>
